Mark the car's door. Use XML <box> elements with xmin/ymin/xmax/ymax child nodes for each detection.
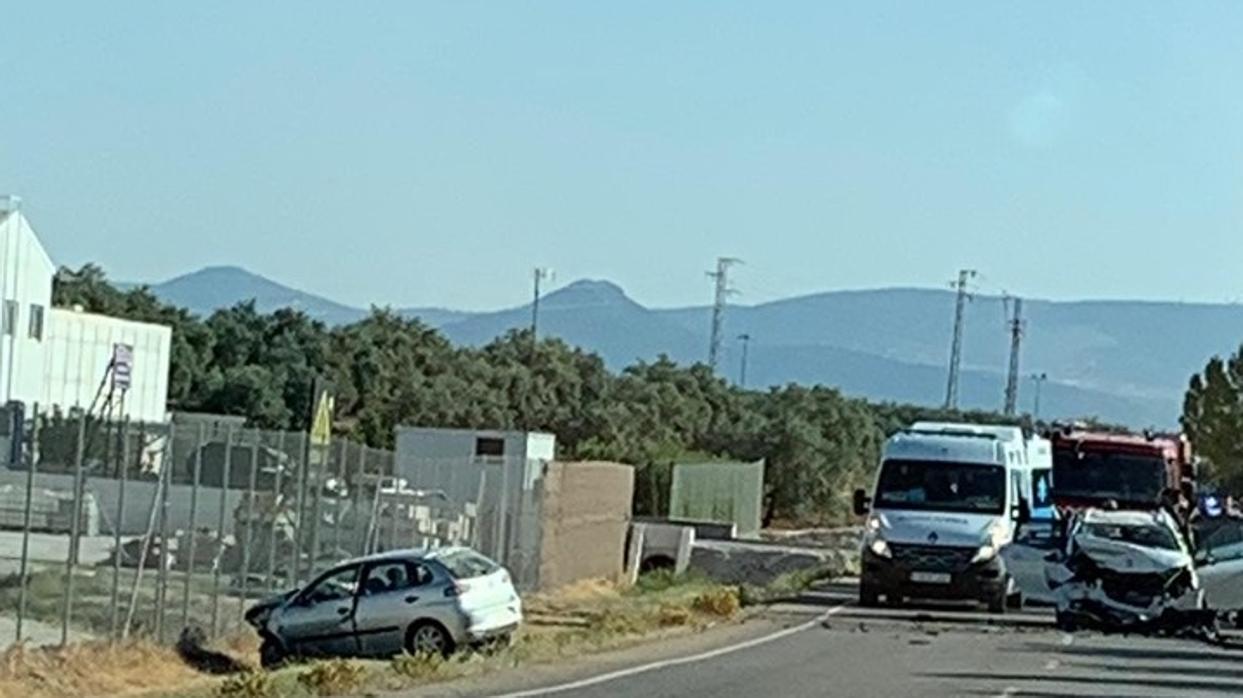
<box><xmin>353</xmin><ymin>559</ymin><xmax>436</xmax><ymax>656</ymax></box>
<box><xmin>1002</xmin><ymin>520</ymin><xmax>1060</xmax><ymax>605</ymax></box>
<box><xmin>1196</xmin><ymin>520</ymin><xmax>1243</xmax><ymax>608</ymax></box>
<box><xmin>277</xmin><ymin>563</ymin><xmax>362</xmax><ymax>658</ymax></box>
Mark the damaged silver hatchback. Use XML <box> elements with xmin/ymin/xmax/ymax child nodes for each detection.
<box><xmin>1045</xmin><ymin>508</ymin><xmax>1203</xmax><ymax>630</ymax></box>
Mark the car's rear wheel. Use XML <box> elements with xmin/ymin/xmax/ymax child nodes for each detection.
<box><xmin>406</xmin><ymin>621</ymin><xmax>455</xmax><ymax>657</ymax></box>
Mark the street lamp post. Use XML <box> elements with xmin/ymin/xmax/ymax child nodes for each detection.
<box><xmin>530</xmin><ymin>267</ymin><xmax>555</xmax><ymax>344</ymax></box>
<box><xmin>1030</xmin><ymin>372</ymin><xmax>1048</xmax><ymax>422</ymax></box>
<box><xmin>737</xmin><ymin>333</ymin><xmax>752</xmax><ymax>388</ymax></box>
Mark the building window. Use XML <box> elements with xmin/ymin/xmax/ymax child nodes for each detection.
<box><xmin>1</xmin><ymin>301</ymin><xmax>16</xmax><ymax>336</ymax></box>
<box><xmin>475</xmin><ymin>437</ymin><xmax>505</xmax><ymax>458</ymax></box>
<box><xmin>28</xmin><ymin>304</ymin><xmax>44</xmax><ymax>341</ymax></box>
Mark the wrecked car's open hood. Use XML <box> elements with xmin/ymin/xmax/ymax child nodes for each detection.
<box><xmin>1073</xmin><ymin>535</ymin><xmax>1191</xmax><ymax>574</ymax></box>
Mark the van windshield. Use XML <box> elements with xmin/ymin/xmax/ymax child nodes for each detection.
<box><xmin>875</xmin><ymin>460</ymin><xmax>1006</xmax><ymax>514</ymax></box>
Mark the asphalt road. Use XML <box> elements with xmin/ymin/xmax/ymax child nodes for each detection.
<box><xmin>405</xmin><ymin>581</ymin><xmax>1243</xmax><ymax>698</ymax></box>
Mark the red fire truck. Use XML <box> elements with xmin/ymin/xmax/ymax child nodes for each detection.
<box><xmin>1048</xmin><ymin>427</ymin><xmax>1195</xmax><ymax>520</ymax></box>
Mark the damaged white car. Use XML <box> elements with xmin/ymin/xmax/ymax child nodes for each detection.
<box><xmin>1046</xmin><ymin>508</ymin><xmax>1204</xmax><ymax>631</ymax></box>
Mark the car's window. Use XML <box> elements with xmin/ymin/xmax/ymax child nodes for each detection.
<box><xmin>437</xmin><ymin>549</ymin><xmax>500</xmax><ymax>579</ymax></box>
<box><xmin>361</xmin><ymin>561</ymin><xmax>432</xmax><ymax>595</ymax></box>
<box><xmin>1083</xmin><ymin>523</ymin><xmax>1181</xmax><ymax>551</ymax></box>
<box><xmin>301</xmin><ymin>565</ymin><xmax>360</xmax><ymax>605</ymax></box>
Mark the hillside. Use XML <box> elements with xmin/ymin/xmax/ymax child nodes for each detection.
<box><xmin>136</xmin><ymin>266</ymin><xmax>1233</xmax><ymax>427</ymax></box>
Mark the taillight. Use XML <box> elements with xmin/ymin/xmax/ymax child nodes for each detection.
<box><xmin>444</xmin><ymin>580</ymin><xmax>473</xmax><ymax>598</ymax></box>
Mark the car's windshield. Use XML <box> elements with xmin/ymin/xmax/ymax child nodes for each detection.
<box><xmin>1053</xmin><ymin>450</ymin><xmax>1166</xmax><ymax>503</ymax></box>
<box><xmin>875</xmin><ymin>460</ymin><xmax>1006</xmax><ymax>514</ymax></box>
<box><xmin>1082</xmin><ymin>522</ymin><xmax>1181</xmax><ymax>551</ymax></box>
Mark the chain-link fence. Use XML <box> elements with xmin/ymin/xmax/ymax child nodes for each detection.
<box><xmin>0</xmin><ymin>405</ymin><xmax>482</xmax><ymax>648</ymax></box>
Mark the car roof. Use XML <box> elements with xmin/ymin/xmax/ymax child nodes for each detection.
<box><xmin>334</xmin><ymin>546</ymin><xmax>472</xmax><ymax>568</ymax></box>
<box><xmin>1080</xmin><ymin>508</ymin><xmax>1171</xmax><ymax>528</ymax></box>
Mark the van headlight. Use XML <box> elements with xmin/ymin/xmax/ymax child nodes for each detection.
<box><xmin>971</xmin><ymin>543</ymin><xmax>998</xmax><ymax>563</ymax></box>
<box><xmin>869</xmin><ymin>538</ymin><xmax>892</xmax><ymax>558</ymax></box>
<box><xmin>971</xmin><ymin>521</ymin><xmax>1008</xmax><ymax>563</ymax></box>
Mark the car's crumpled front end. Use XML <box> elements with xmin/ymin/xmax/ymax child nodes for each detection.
<box><xmin>1047</xmin><ymin>521</ymin><xmax>1202</xmax><ymax>629</ymax></box>
<box><xmin>244</xmin><ymin>589</ymin><xmax>297</xmax><ymax>630</ymax></box>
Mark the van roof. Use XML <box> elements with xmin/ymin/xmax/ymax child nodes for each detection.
<box><xmin>908</xmin><ymin>421</ymin><xmax>1024</xmax><ymax>442</ymax></box>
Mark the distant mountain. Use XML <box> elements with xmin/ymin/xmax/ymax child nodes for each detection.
<box><xmin>438</xmin><ymin>280</ymin><xmax>704</xmax><ymax>367</ymax></box>
<box><xmin>144</xmin><ymin>266</ymin><xmax>367</xmax><ymax>325</ymax></box>
<box><xmin>138</xmin><ymin>266</ymin><xmax>1236</xmax><ymax>427</ymax></box>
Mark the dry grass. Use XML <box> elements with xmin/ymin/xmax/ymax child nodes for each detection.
<box><xmin>0</xmin><ymin>573</ymin><xmax>753</xmax><ymax>698</ymax></box>
<box><xmin>0</xmin><ymin>640</ymin><xmax>205</xmax><ymax>698</ymax></box>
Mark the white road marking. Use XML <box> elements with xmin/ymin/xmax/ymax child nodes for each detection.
<box><xmin>486</xmin><ymin>603</ymin><xmax>849</xmax><ymax>698</ymax></box>
<box><xmin>992</xmin><ymin>688</ymin><xmax>1018</xmax><ymax>698</ymax></box>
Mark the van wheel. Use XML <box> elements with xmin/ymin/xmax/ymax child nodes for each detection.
<box><xmin>986</xmin><ymin>586</ymin><xmax>1007</xmax><ymax>614</ymax></box>
<box><xmin>406</xmin><ymin>621</ymin><xmax>455</xmax><ymax>657</ymax></box>
<box><xmin>859</xmin><ymin>583</ymin><xmax>880</xmax><ymax>608</ymax></box>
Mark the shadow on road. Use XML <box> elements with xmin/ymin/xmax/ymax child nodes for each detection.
<box><xmin>1010</xmin><ymin>642</ymin><xmax>1243</xmax><ymax>663</ymax></box>
<box><xmin>924</xmin><ymin>671</ymin><xmax>1243</xmax><ymax>694</ymax></box>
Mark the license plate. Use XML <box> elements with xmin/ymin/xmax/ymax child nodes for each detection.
<box><xmin>910</xmin><ymin>571</ymin><xmax>952</xmax><ymax>584</ymax></box>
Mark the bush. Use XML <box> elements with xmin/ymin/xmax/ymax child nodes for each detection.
<box><xmin>692</xmin><ymin>588</ymin><xmax>741</xmax><ymax>618</ymax></box>
<box><xmin>297</xmin><ymin>659</ymin><xmax>364</xmax><ymax>696</ymax></box>
<box><xmin>217</xmin><ymin>671</ymin><xmax>273</xmax><ymax>698</ymax></box>
<box><xmin>391</xmin><ymin>651</ymin><xmax>446</xmax><ymax>681</ymax></box>
<box><xmin>657</xmin><ymin>605</ymin><xmax>693</xmax><ymax>627</ymax></box>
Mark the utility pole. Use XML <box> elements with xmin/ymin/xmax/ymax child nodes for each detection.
<box><xmin>737</xmin><ymin>333</ymin><xmax>752</xmax><ymax>387</ymax></box>
<box><xmin>530</xmin><ymin>267</ymin><xmax>554</xmax><ymax>345</ymax></box>
<box><xmin>943</xmin><ymin>269</ymin><xmax>977</xmax><ymax>410</ymax></box>
<box><xmin>706</xmin><ymin>257</ymin><xmax>741</xmax><ymax>371</ymax></box>
<box><xmin>1003</xmin><ymin>296</ymin><xmax>1024</xmax><ymax>416</ymax></box>
<box><xmin>1030</xmin><ymin>372</ymin><xmax>1048</xmax><ymax>422</ymax></box>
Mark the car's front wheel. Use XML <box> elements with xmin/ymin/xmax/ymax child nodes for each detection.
<box><xmin>406</xmin><ymin>621</ymin><xmax>455</xmax><ymax>657</ymax></box>
<box><xmin>259</xmin><ymin>638</ymin><xmax>287</xmax><ymax>669</ymax></box>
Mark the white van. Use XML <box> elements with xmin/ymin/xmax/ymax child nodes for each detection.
<box><xmin>853</xmin><ymin>422</ymin><xmax>1049</xmax><ymax>612</ymax></box>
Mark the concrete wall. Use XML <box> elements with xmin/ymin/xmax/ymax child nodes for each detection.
<box><xmin>44</xmin><ymin>309</ymin><xmax>172</xmax><ymax>423</ymax></box>
<box><xmin>0</xmin><ymin>469</ymin><xmax>245</xmax><ymax>536</ymax></box>
<box><xmin>0</xmin><ymin>207</ymin><xmax>56</xmax><ymax>406</ymax></box>
<box><xmin>395</xmin><ymin>427</ymin><xmax>555</xmax><ymax>468</ymax></box>
<box><xmin>537</xmin><ymin>461</ymin><xmax>634</xmax><ymax>590</ymax></box>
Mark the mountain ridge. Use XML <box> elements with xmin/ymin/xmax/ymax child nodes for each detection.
<box><xmin>131</xmin><ymin>265</ymin><xmax>1225</xmax><ymax>427</ymax></box>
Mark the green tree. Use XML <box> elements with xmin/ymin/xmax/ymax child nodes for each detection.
<box><xmin>1183</xmin><ymin>351</ymin><xmax>1243</xmax><ymax>493</ymax></box>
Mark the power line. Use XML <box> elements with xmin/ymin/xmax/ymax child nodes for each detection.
<box><xmin>944</xmin><ymin>269</ymin><xmax>977</xmax><ymax>410</ymax></box>
<box><xmin>1003</xmin><ymin>296</ymin><xmax>1025</xmax><ymax>416</ymax></box>
<box><xmin>707</xmin><ymin>257</ymin><xmax>741</xmax><ymax>371</ymax></box>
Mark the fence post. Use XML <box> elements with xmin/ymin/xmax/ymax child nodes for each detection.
<box><xmin>182</xmin><ymin>422</ymin><xmax>204</xmax><ymax>632</ymax></box>
<box><xmin>351</xmin><ymin>444</ymin><xmax>365</xmax><ymax>556</ymax></box>
<box><xmin>291</xmin><ymin>433</ymin><xmax>307</xmax><ymax>586</ymax></box>
<box><xmin>238</xmin><ymin>429</ymin><xmax>260</xmax><ymax>625</ymax></box>
<box><xmin>60</xmin><ymin>411</ymin><xmax>87</xmax><ymax>647</ymax></box>
<box><xmin>155</xmin><ymin>422</ymin><xmax>174</xmax><ymax>642</ymax></box>
<box><xmin>265</xmin><ymin>431</ymin><xmax>285</xmax><ymax>591</ymax></box>
<box><xmin>210</xmin><ymin>426</ymin><xmax>233</xmax><ymax>638</ymax></box>
<box><xmin>108</xmin><ymin>418</ymin><xmax>130</xmax><ymax>641</ymax></box>
<box><xmin>333</xmin><ymin>439</ymin><xmax>346</xmax><ymax>558</ymax></box>
<box><xmin>122</xmin><ymin>423</ymin><xmax>164</xmax><ymax>639</ymax></box>
<box><xmin>308</xmin><ymin>444</ymin><xmax>325</xmax><ymax>576</ymax></box>
<box><xmin>15</xmin><ymin>403</ymin><xmax>39</xmax><ymax>644</ymax></box>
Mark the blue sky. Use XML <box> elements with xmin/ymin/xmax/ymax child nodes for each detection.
<box><xmin>1</xmin><ymin>2</ymin><xmax>1240</xmax><ymax>310</ymax></box>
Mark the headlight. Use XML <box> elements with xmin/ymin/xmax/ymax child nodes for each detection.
<box><xmin>869</xmin><ymin>538</ymin><xmax>892</xmax><ymax>558</ymax></box>
<box><xmin>971</xmin><ymin>543</ymin><xmax>998</xmax><ymax>563</ymax></box>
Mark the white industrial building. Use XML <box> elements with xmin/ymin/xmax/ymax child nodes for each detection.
<box><xmin>0</xmin><ymin>196</ymin><xmax>171</xmax><ymax>422</ymax></box>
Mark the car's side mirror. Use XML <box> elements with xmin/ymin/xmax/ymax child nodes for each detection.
<box><xmin>853</xmin><ymin>489</ymin><xmax>870</xmax><ymax>517</ymax></box>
